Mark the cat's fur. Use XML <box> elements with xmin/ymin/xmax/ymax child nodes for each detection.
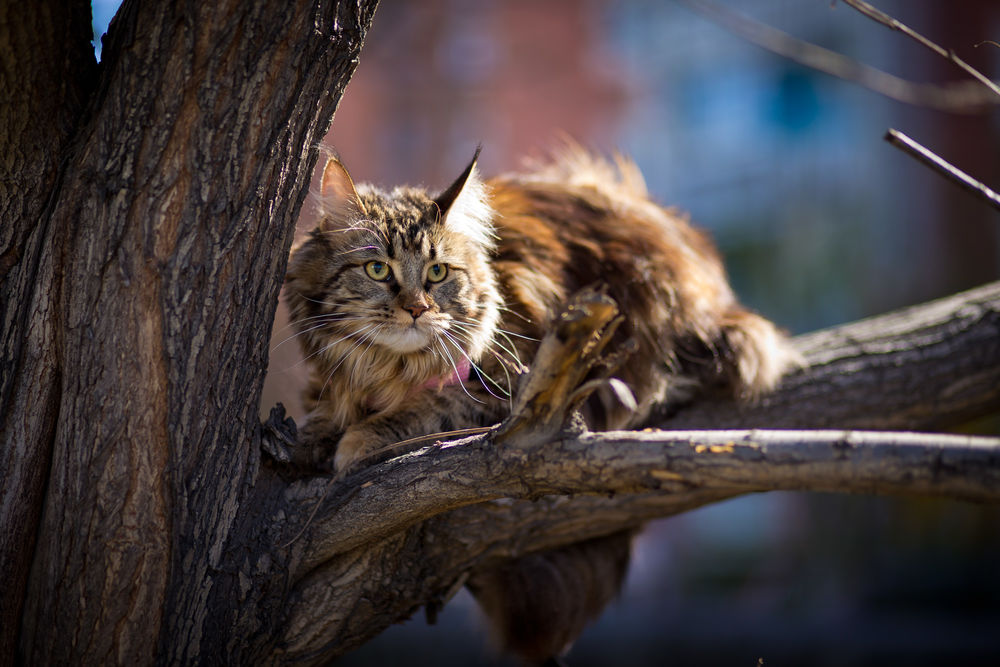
<box><xmin>284</xmin><ymin>146</ymin><xmax>800</xmax><ymax>663</ymax></box>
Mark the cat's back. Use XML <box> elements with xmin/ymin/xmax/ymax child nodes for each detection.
<box><xmin>487</xmin><ymin>148</ymin><xmax>735</xmax><ymax>347</ymax></box>
<box><xmin>485</xmin><ymin>148</ymin><xmax>796</xmax><ymax>426</ymax></box>
<box><xmin>488</xmin><ymin>147</ymin><xmax>732</xmax><ymax>325</ymax></box>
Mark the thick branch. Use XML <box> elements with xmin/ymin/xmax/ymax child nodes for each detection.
<box><xmin>280</xmin><ymin>427</ymin><xmax>1000</xmax><ymax>660</ymax></box>
<box><xmin>275</xmin><ymin>281</ymin><xmax>1000</xmax><ymax>660</ymax></box>
<box><xmin>299</xmin><ymin>427</ymin><xmax>1000</xmax><ymax>569</ymax></box>
<box><xmin>660</xmin><ymin>280</ymin><xmax>1000</xmax><ymax>430</ymax></box>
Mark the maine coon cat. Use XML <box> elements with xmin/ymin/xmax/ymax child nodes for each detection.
<box><xmin>283</xmin><ymin>145</ymin><xmax>799</xmax><ymax>663</ymax></box>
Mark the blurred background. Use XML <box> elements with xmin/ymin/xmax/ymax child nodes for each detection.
<box><xmin>94</xmin><ymin>0</ymin><xmax>1000</xmax><ymax>664</ymax></box>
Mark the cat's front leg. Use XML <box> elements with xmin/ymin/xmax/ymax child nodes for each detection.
<box><xmin>333</xmin><ymin>424</ymin><xmax>385</xmax><ymax>474</ymax></box>
<box><xmin>333</xmin><ymin>388</ymin><xmax>497</xmax><ymax>475</ymax></box>
<box><xmin>291</xmin><ymin>410</ymin><xmax>345</xmax><ymax>470</ymax></box>
<box><xmin>333</xmin><ymin>408</ymin><xmax>447</xmax><ymax>474</ymax></box>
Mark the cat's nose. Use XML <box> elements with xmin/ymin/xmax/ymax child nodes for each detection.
<box><xmin>403</xmin><ymin>298</ymin><xmax>430</xmax><ymax>319</ymax></box>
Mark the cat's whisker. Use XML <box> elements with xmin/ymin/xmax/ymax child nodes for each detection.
<box><xmin>307</xmin><ymin>323</ymin><xmax>377</xmax><ymax>368</ymax></box>
<box><xmin>316</xmin><ymin>224</ymin><xmax>379</xmax><ymax>238</ymax></box>
<box><xmin>496</xmin><ymin>304</ymin><xmax>535</xmax><ymax>325</ymax></box>
<box><xmin>443</xmin><ymin>325</ymin><xmax>497</xmax><ymax>362</ymax></box>
<box><xmin>283</xmin><ymin>311</ymin><xmax>363</xmax><ymax>328</ymax></box>
<box><xmin>282</xmin><ymin>313</ymin><xmax>369</xmax><ymax>337</ymax></box>
<box><xmin>453</xmin><ymin>318</ymin><xmax>538</xmax><ymax>344</ymax></box>
<box><xmin>317</xmin><ymin>223</ymin><xmax>390</xmax><ymax>247</ymax></box>
<box><xmin>270</xmin><ymin>315</ymin><xmax>366</xmax><ymax>353</ymax></box>
<box><xmin>335</xmin><ymin>244</ymin><xmax>380</xmax><ymax>257</ymax></box>
<box><xmin>273</xmin><ymin>323</ymin><xmax>376</xmax><ymax>374</ymax></box>
<box><xmin>429</xmin><ymin>343</ymin><xmax>451</xmax><ymax>368</ymax></box>
<box><xmin>450</xmin><ymin>322</ymin><xmax>524</xmax><ymax>371</ymax></box>
<box><xmin>494</xmin><ymin>326</ymin><xmax>538</xmax><ymax>343</ymax></box>
<box><xmin>348</xmin><ymin>324</ymin><xmax>386</xmax><ymax>388</ymax></box>
<box><xmin>446</xmin><ymin>330</ymin><xmax>517</xmax><ymax>388</ymax></box>
<box><xmin>317</xmin><ymin>324</ymin><xmax>383</xmax><ymax>402</ymax></box>
<box><xmin>434</xmin><ymin>337</ymin><xmax>486</xmax><ymax>405</ymax></box>
<box><xmin>482</xmin><ymin>347</ymin><xmax>515</xmax><ymax>408</ymax></box>
<box><xmin>440</xmin><ymin>331</ymin><xmax>509</xmax><ymax>401</ymax></box>
<box><xmin>494</xmin><ymin>330</ymin><xmax>529</xmax><ymax>368</ymax></box>
<box><xmin>299</xmin><ymin>294</ymin><xmax>353</xmax><ymax>309</ymax></box>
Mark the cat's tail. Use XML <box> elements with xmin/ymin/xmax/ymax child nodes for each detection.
<box><xmin>716</xmin><ymin>306</ymin><xmax>804</xmax><ymax>400</ymax></box>
<box><xmin>467</xmin><ymin>530</ymin><xmax>635</xmax><ymax>665</ymax></box>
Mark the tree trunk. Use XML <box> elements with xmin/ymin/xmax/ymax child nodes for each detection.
<box><xmin>1</xmin><ymin>1</ymin><xmax>98</xmax><ymax>662</ymax></box>
<box><xmin>1</xmin><ymin>1</ymin><xmax>377</xmax><ymax>664</ymax></box>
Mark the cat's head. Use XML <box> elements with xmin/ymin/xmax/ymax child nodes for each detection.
<box><xmin>285</xmin><ymin>148</ymin><xmax>501</xmax><ymax>372</ymax></box>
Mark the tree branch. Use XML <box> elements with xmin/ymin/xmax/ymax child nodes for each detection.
<box><xmin>676</xmin><ymin>0</ymin><xmax>999</xmax><ymax>113</ymax></box>
<box><xmin>841</xmin><ymin>0</ymin><xmax>1000</xmax><ymax>100</ymax></box>
<box><xmin>273</xmin><ymin>281</ymin><xmax>1000</xmax><ymax>661</ymax></box>
<box><xmin>660</xmin><ymin>280</ymin><xmax>1000</xmax><ymax>430</ymax></box>
<box><xmin>884</xmin><ymin>129</ymin><xmax>1000</xmax><ymax>214</ymax></box>
<box><xmin>298</xmin><ymin>426</ymin><xmax>1000</xmax><ymax>569</ymax></box>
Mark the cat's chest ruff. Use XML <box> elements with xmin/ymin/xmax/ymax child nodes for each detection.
<box><xmin>361</xmin><ymin>357</ymin><xmax>471</xmax><ymax>413</ymax></box>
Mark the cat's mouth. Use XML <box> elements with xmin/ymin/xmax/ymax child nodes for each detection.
<box><xmin>377</xmin><ymin>319</ymin><xmax>440</xmax><ymax>354</ymax></box>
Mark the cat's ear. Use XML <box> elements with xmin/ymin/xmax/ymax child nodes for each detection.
<box><xmin>434</xmin><ymin>145</ymin><xmax>482</xmax><ymax>215</ymax></box>
<box><xmin>319</xmin><ymin>156</ymin><xmax>367</xmax><ymax>228</ymax></box>
<box><xmin>434</xmin><ymin>145</ymin><xmax>495</xmax><ymax>249</ymax></box>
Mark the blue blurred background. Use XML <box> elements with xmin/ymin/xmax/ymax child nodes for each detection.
<box><xmin>94</xmin><ymin>0</ymin><xmax>1000</xmax><ymax>664</ymax></box>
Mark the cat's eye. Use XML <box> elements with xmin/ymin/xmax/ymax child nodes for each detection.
<box><xmin>364</xmin><ymin>261</ymin><xmax>391</xmax><ymax>281</ymax></box>
<box><xmin>426</xmin><ymin>263</ymin><xmax>448</xmax><ymax>283</ymax></box>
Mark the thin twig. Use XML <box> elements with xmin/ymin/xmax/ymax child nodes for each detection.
<box><xmin>841</xmin><ymin>0</ymin><xmax>1000</xmax><ymax>99</ymax></box>
<box><xmin>885</xmin><ymin>129</ymin><xmax>1000</xmax><ymax>214</ymax></box>
<box><xmin>675</xmin><ymin>0</ymin><xmax>997</xmax><ymax>113</ymax></box>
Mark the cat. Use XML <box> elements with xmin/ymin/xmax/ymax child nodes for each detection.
<box><xmin>283</xmin><ymin>145</ymin><xmax>800</xmax><ymax>663</ymax></box>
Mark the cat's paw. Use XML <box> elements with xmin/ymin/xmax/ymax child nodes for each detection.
<box><xmin>333</xmin><ymin>426</ymin><xmax>373</xmax><ymax>475</ymax></box>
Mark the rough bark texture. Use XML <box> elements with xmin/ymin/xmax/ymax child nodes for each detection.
<box><xmin>1</xmin><ymin>1</ymin><xmax>377</xmax><ymax>665</ymax></box>
<box><xmin>0</xmin><ymin>1</ymin><xmax>98</xmax><ymax>661</ymax></box>
<box><xmin>658</xmin><ymin>280</ymin><xmax>1000</xmax><ymax>431</ymax></box>
<box><xmin>2</xmin><ymin>1</ymin><xmax>999</xmax><ymax>664</ymax></box>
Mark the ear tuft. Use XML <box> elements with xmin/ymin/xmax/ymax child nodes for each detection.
<box><xmin>434</xmin><ymin>146</ymin><xmax>496</xmax><ymax>249</ymax></box>
<box><xmin>434</xmin><ymin>145</ymin><xmax>481</xmax><ymax>215</ymax></box>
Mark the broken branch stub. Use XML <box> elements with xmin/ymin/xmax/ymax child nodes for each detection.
<box><xmin>497</xmin><ymin>287</ymin><xmax>624</xmax><ymax>448</ymax></box>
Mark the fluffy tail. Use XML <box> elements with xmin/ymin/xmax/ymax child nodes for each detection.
<box><xmin>467</xmin><ymin>531</ymin><xmax>635</xmax><ymax>665</ymax></box>
<box><xmin>466</xmin><ymin>312</ymin><xmax>799</xmax><ymax>664</ymax></box>
<box><xmin>716</xmin><ymin>307</ymin><xmax>804</xmax><ymax>400</ymax></box>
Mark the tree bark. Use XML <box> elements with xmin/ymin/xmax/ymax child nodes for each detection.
<box><xmin>2</xmin><ymin>1</ymin><xmax>376</xmax><ymax>664</ymax></box>
<box><xmin>659</xmin><ymin>279</ymin><xmax>1000</xmax><ymax>431</ymax></box>
<box><xmin>0</xmin><ymin>1</ymin><xmax>98</xmax><ymax>661</ymax></box>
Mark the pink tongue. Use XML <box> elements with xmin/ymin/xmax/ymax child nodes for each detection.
<box><xmin>421</xmin><ymin>358</ymin><xmax>471</xmax><ymax>391</ymax></box>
